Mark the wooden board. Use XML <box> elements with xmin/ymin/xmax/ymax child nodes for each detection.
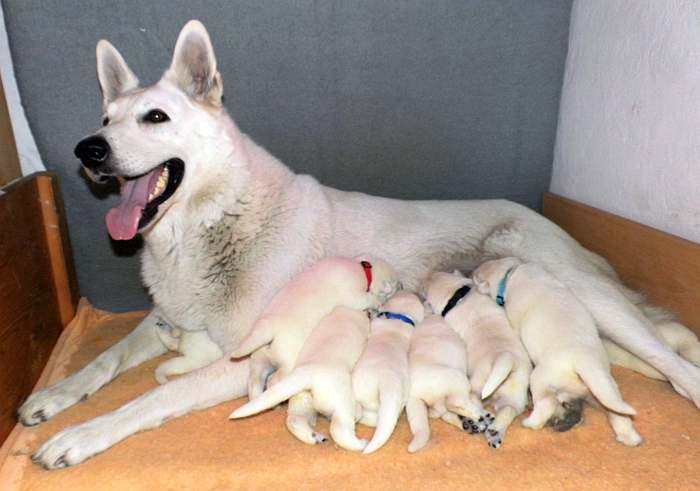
<box><xmin>543</xmin><ymin>192</ymin><xmax>700</xmax><ymax>335</ymax></box>
<box><xmin>0</xmin><ymin>173</ymin><xmax>78</xmax><ymax>443</ymax></box>
<box><xmin>0</xmin><ymin>77</ymin><xmax>21</xmax><ymax>187</ymax></box>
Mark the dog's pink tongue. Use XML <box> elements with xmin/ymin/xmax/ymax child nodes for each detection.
<box><xmin>105</xmin><ymin>170</ymin><xmax>158</xmax><ymax>240</ymax></box>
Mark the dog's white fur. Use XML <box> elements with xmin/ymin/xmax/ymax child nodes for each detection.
<box><xmin>22</xmin><ymin>20</ymin><xmax>700</xmax><ymax>468</ymax></box>
<box><xmin>425</xmin><ymin>271</ymin><xmax>531</xmax><ymax>448</ymax></box>
<box><xmin>352</xmin><ymin>291</ymin><xmax>425</xmax><ymax>454</ymax></box>
<box><xmin>406</xmin><ymin>314</ymin><xmax>488</xmax><ymax>452</ymax></box>
<box><xmin>473</xmin><ymin>257</ymin><xmax>642</xmax><ymax>446</ymax></box>
<box><xmin>230</xmin><ymin>306</ymin><xmax>370</xmax><ymax>451</ymax></box>
<box><xmin>229</xmin><ymin>254</ymin><xmax>397</xmax><ymax>445</ymax></box>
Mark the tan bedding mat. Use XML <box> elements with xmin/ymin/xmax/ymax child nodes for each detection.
<box><xmin>1</xmin><ymin>299</ymin><xmax>698</xmax><ymax>490</ymax></box>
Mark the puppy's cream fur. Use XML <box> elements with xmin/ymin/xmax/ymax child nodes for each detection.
<box><xmin>352</xmin><ymin>291</ymin><xmax>425</xmax><ymax>454</ymax></box>
<box><xmin>230</xmin><ymin>306</ymin><xmax>370</xmax><ymax>451</ymax></box>
<box><xmin>406</xmin><ymin>314</ymin><xmax>488</xmax><ymax>452</ymax></box>
<box><xmin>473</xmin><ymin>258</ymin><xmax>642</xmax><ymax>446</ymax></box>
<box><xmin>425</xmin><ymin>271</ymin><xmax>531</xmax><ymax>449</ymax></box>
<box><xmin>230</xmin><ymin>255</ymin><xmax>398</xmax><ymax>445</ymax></box>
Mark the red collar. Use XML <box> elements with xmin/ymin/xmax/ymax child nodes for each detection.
<box><xmin>360</xmin><ymin>261</ymin><xmax>373</xmax><ymax>291</ymax></box>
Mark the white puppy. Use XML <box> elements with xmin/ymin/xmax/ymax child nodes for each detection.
<box><xmin>425</xmin><ymin>271</ymin><xmax>531</xmax><ymax>448</ymax></box>
<box><xmin>406</xmin><ymin>314</ymin><xmax>489</xmax><ymax>453</ymax></box>
<box><xmin>230</xmin><ymin>306</ymin><xmax>370</xmax><ymax>451</ymax></box>
<box><xmin>229</xmin><ymin>255</ymin><xmax>399</xmax><ymax>444</ymax></box>
<box><xmin>473</xmin><ymin>257</ymin><xmax>642</xmax><ymax>446</ymax></box>
<box><xmin>352</xmin><ymin>291</ymin><xmax>425</xmax><ymax>454</ymax></box>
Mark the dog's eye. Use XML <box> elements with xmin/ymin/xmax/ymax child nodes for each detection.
<box><xmin>102</xmin><ymin>117</ymin><xmax>110</xmax><ymax>126</ymax></box>
<box><xmin>143</xmin><ymin>109</ymin><xmax>170</xmax><ymax>124</ymax></box>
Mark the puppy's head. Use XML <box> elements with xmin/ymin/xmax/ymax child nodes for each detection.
<box><xmin>381</xmin><ymin>290</ymin><xmax>425</xmax><ymax>324</ymax></box>
<box><xmin>424</xmin><ymin>271</ymin><xmax>472</xmax><ymax>315</ymax></box>
<box><xmin>354</xmin><ymin>254</ymin><xmax>401</xmax><ymax>303</ymax></box>
<box><xmin>471</xmin><ymin>257</ymin><xmax>522</xmax><ymax>298</ymax></box>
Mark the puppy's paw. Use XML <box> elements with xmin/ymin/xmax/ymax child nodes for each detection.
<box><xmin>459</xmin><ymin>413</ymin><xmax>491</xmax><ymax>434</ymax></box>
<box><xmin>486</xmin><ymin>428</ymin><xmax>503</xmax><ymax>449</ymax></box>
<box><xmin>312</xmin><ymin>431</ymin><xmax>329</xmax><ymax>444</ymax></box>
<box><xmin>616</xmin><ymin>430</ymin><xmax>643</xmax><ymax>447</ymax></box>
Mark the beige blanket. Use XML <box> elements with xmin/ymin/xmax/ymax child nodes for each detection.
<box><xmin>1</xmin><ymin>299</ymin><xmax>698</xmax><ymax>490</ymax></box>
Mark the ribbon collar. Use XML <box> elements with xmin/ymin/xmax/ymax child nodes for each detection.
<box><xmin>496</xmin><ymin>267</ymin><xmax>515</xmax><ymax>306</ymax></box>
<box><xmin>377</xmin><ymin>311</ymin><xmax>415</xmax><ymax>327</ymax></box>
<box><xmin>441</xmin><ymin>284</ymin><xmax>471</xmax><ymax>317</ymax></box>
<box><xmin>360</xmin><ymin>261</ymin><xmax>373</xmax><ymax>292</ymax></box>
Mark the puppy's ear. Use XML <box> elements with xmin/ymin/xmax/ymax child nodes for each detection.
<box><xmin>165</xmin><ymin>20</ymin><xmax>223</xmax><ymax>106</ymax></box>
<box><xmin>472</xmin><ymin>273</ymin><xmax>491</xmax><ymax>295</ymax></box>
<box><xmin>96</xmin><ymin>40</ymin><xmax>139</xmax><ymax>105</ymax></box>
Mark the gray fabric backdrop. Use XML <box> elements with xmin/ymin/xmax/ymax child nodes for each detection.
<box><xmin>3</xmin><ymin>0</ymin><xmax>572</xmax><ymax>311</ymax></box>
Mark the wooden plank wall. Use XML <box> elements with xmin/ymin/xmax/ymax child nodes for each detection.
<box><xmin>0</xmin><ymin>173</ymin><xmax>78</xmax><ymax>443</ymax></box>
<box><xmin>0</xmin><ymin>76</ymin><xmax>21</xmax><ymax>187</ymax></box>
<box><xmin>543</xmin><ymin>192</ymin><xmax>700</xmax><ymax>335</ymax></box>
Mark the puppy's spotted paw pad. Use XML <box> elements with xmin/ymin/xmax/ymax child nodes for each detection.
<box><xmin>486</xmin><ymin>429</ymin><xmax>503</xmax><ymax>449</ymax></box>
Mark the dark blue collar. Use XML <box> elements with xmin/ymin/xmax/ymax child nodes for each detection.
<box><xmin>496</xmin><ymin>267</ymin><xmax>515</xmax><ymax>306</ymax></box>
<box><xmin>377</xmin><ymin>311</ymin><xmax>415</xmax><ymax>327</ymax></box>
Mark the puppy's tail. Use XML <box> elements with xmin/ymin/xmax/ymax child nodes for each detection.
<box><xmin>363</xmin><ymin>377</ymin><xmax>405</xmax><ymax>454</ymax></box>
<box><xmin>406</xmin><ymin>397</ymin><xmax>430</xmax><ymax>453</ymax></box>
<box><xmin>229</xmin><ymin>318</ymin><xmax>275</xmax><ymax>359</ymax></box>
<box><xmin>229</xmin><ymin>367</ymin><xmax>312</xmax><ymax>419</ymax></box>
<box><xmin>575</xmin><ymin>359</ymin><xmax>636</xmax><ymax>415</ymax></box>
<box><xmin>481</xmin><ymin>352</ymin><xmax>515</xmax><ymax>399</ymax></box>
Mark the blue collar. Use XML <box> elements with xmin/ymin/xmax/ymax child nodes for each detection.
<box><xmin>377</xmin><ymin>311</ymin><xmax>415</xmax><ymax>327</ymax></box>
<box><xmin>496</xmin><ymin>267</ymin><xmax>515</xmax><ymax>306</ymax></box>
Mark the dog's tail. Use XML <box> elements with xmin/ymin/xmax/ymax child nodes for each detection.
<box><xmin>481</xmin><ymin>352</ymin><xmax>515</xmax><ymax>399</ymax></box>
<box><xmin>229</xmin><ymin>367</ymin><xmax>313</xmax><ymax>419</ymax></box>
<box><xmin>406</xmin><ymin>397</ymin><xmax>430</xmax><ymax>453</ymax></box>
<box><xmin>363</xmin><ymin>376</ymin><xmax>404</xmax><ymax>454</ymax></box>
<box><xmin>574</xmin><ymin>358</ymin><xmax>636</xmax><ymax>415</ymax></box>
<box><xmin>229</xmin><ymin>318</ymin><xmax>276</xmax><ymax>359</ymax></box>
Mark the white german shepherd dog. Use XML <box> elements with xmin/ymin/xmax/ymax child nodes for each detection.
<box><xmin>20</xmin><ymin>20</ymin><xmax>700</xmax><ymax>469</ymax></box>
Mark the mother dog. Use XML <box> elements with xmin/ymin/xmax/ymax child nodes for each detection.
<box><xmin>20</xmin><ymin>20</ymin><xmax>700</xmax><ymax>468</ymax></box>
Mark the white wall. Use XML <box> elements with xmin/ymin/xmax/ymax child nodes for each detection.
<box><xmin>551</xmin><ymin>0</ymin><xmax>700</xmax><ymax>243</ymax></box>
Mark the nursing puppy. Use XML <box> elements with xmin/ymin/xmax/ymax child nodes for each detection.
<box><xmin>425</xmin><ymin>271</ymin><xmax>531</xmax><ymax>449</ymax></box>
<box><xmin>406</xmin><ymin>314</ymin><xmax>490</xmax><ymax>453</ymax></box>
<box><xmin>230</xmin><ymin>255</ymin><xmax>399</xmax><ymax>445</ymax></box>
<box><xmin>473</xmin><ymin>258</ymin><xmax>642</xmax><ymax>446</ymax></box>
<box><xmin>352</xmin><ymin>291</ymin><xmax>425</xmax><ymax>454</ymax></box>
<box><xmin>230</xmin><ymin>306</ymin><xmax>370</xmax><ymax>451</ymax></box>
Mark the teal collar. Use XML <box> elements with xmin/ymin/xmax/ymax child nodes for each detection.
<box><xmin>496</xmin><ymin>267</ymin><xmax>515</xmax><ymax>306</ymax></box>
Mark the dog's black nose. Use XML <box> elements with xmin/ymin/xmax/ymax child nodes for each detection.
<box><xmin>74</xmin><ymin>136</ymin><xmax>110</xmax><ymax>168</ymax></box>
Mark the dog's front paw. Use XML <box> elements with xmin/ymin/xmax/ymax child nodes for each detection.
<box><xmin>486</xmin><ymin>428</ymin><xmax>503</xmax><ymax>449</ymax></box>
<box><xmin>18</xmin><ymin>386</ymin><xmax>87</xmax><ymax>427</ymax></box>
<box><xmin>32</xmin><ymin>420</ymin><xmax>114</xmax><ymax>469</ymax></box>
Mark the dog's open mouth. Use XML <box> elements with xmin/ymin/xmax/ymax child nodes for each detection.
<box><xmin>105</xmin><ymin>159</ymin><xmax>184</xmax><ymax>240</ymax></box>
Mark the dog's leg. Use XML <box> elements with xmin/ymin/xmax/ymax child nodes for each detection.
<box><xmin>406</xmin><ymin>397</ymin><xmax>430</xmax><ymax>453</ymax></box>
<box><xmin>19</xmin><ymin>308</ymin><xmax>170</xmax><ymax>426</ymax></box>
<box><xmin>656</xmin><ymin>321</ymin><xmax>700</xmax><ymax>368</ymax></box>
<box><xmin>32</xmin><ymin>356</ymin><xmax>249</xmax><ymax>469</ymax></box>
<box><xmin>522</xmin><ymin>366</ymin><xmax>559</xmax><ymax>430</ymax></box>
<box><xmin>485</xmin><ymin>405</ymin><xmax>519</xmax><ymax>449</ymax></box>
<box><xmin>286</xmin><ymin>392</ymin><xmax>327</xmax><ymax>444</ymax></box>
<box><xmin>606</xmin><ymin>412</ymin><xmax>643</xmax><ymax>447</ymax></box>
<box><xmin>327</xmin><ymin>377</ymin><xmax>367</xmax><ymax>452</ymax></box>
<box><xmin>603</xmin><ymin>339</ymin><xmax>667</xmax><ymax>381</ymax></box>
<box><xmin>444</xmin><ymin>372</ymin><xmax>489</xmax><ymax>432</ymax></box>
<box><xmin>564</xmin><ymin>271</ymin><xmax>700</xmax><ymax>408</ymax></box>
<box><xmin>154</xmin><ymin>330</ymin><xmax>223</xmax><ymax>384</ymax></box>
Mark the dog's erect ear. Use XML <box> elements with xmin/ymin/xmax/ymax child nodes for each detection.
<box><xmin>96</xmin><ymin>40</ymin><xmax>139</xmax><ymax>105</ymax></box>
<box><xmin>165</xmin><ymin>20</ymin><xmax>223</xmax><ymax>106</ymax></box>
